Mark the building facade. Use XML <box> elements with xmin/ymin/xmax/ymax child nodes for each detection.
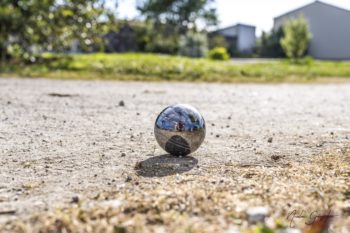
<box><xmin>211</xmin><ymin>24</ymin><xmax>256</xmax><ymax>55</ymax></box>
<box><xmin>274</xmin><ymin>1</ymin><xmax>350</xmax><ymax>60</ymax></box>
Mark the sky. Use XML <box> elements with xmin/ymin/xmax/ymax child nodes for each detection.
<box><xmin>109</xmin><ymin>0</ymin><xmax>350</xmax><ymax>35</ymax></box>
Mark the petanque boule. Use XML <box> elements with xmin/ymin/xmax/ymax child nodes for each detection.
<box><xmin>154</xmin><ymin>104</ymin><xmax>206</xmax><ymax>156</ymax></box>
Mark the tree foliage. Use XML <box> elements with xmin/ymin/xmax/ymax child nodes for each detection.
<box><xmin>258</xmin><ymin>28</ymin><xmax>285</xmax><ymax>58</ymax></box>
<box><xmin>280</xmin><ymin>16</ymin><xmax>312</xmax><ymax>62</ymax></box>
<box><xmin>208</xmin><ymin>34</ymin><xmax>228</xmax><ymax>50</ymax></box>
<box><xmin>179</xmin><ymin>31</ymin><xmax>208</xmax><ymax>58</ymax></box>
<box><xmin>0</xmin><ymin>0</ymin><xmax>116</xmax><ymax>62</ymax></box>
<box><xmin>136</xmin><ymin>0</ymin><xmax>218</xmax><ymax>56</ymax></box>
<box><xmin>137</xmin><ymin>0</ymin><xmax>218</xmax><ymax>32</ymax></box>
<box><xmin>134</xmin><ymin>22</ymin><xmax>180</xmax><ymax>54</ymax></box>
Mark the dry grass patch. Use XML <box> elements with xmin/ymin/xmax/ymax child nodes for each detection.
<box><xmin>1</xmin><ymin>150</ymin><xmax>350</xmax><ymax>233</ymax></box>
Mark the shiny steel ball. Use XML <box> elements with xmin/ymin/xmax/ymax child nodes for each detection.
<box><xmin>154</xmin><ymin>104</ymin><xmax>206</xmax><ymax>156</ymax></box>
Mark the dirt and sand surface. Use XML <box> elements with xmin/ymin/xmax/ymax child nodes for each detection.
<box><xmin>0</xmin><ymin>78</ymin><xmax>349</xmax><ymax>232</ymax></box>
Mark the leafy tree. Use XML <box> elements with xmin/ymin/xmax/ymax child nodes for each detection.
<box><xmin>138</xmin><ymin>22</ymin><xmax>180</xmax><ymax>54</ymax></box>
<box><xmin>258</xmin><ymin>28</ymin><xmax>285</xmax><ymax>58</ymax></box>
<box><xmin>137</xmin><ymin>0</ymin><xmax>218</xmax><ymax>32</ymax></box>
<box><xmin>179</xmin><ymin>31</ymin><xmax>208</xmax><ymax>58</ymax></box>
<box><xmin>208</xmin><ymin>34</ymin><xmax>228</xmax><ymax>50</ymax></box>
<box><xmin>280</xmin><ymin>16</ymin><xmax>312</xmax><ymax>62</ymax></box>
<box><xmin>136</xmin><ymin>0</ymin><xmax>218</xmax><ymax>55</ymax></box>
<box><xmin>0</xmin><ymin>0</ymin><xmax>117</xmax><ymax>62</ymax></box>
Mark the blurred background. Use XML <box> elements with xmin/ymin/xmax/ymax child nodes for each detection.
<box><xmin>1</xmin><ymin>0</ymin><xmax>350</xmax><ymax>81</ymax></box>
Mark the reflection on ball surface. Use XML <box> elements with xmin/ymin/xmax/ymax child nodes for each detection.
<box><xmin>154</xmin><ymin>104</ymin><xmax>206</xmax><ymax>156</ymax></box>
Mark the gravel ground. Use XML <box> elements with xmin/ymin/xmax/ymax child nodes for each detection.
<box><xmin>0</xmin><ymin>78</ymin><xmax>350</xmax><ymax>232</ymax></box>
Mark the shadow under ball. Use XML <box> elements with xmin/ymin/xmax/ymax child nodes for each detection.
<box><xmin>154</xmin><ymin>104</ymin><xmax>206</xmax><ymax>156</ymax></box>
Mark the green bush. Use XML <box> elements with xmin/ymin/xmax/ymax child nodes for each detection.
<box><xmin>6</xmin><ymin>44</ymin><xmax>24</xmax><ymax>61</ymax></box>
<box><xmin>293</xmin><ymin>55</ymin><xmax>314</xmax><ymax>66</ymax></box>
<box><xmin>280</xmin><ymin>16</ymin><xmax>312</xmax><ymax>62</ymax></box>
<box><xmin>258</xmin><ymin>28</ymin><xmax>285</xmax><ymax>58</ymax></box>
<box><xmin>179</xmin><ymin>31</ymin><xmax>208</xmax><ymax>58</ymax></box>
<box><xmin>302</xmin><ymin>55</ymin><xmax>314</xmax><ymax>65</ymax></box>
<box><xmin>208</xmin><ymin>47</ymin><xmax>230</xmax><ymax>61</ymax></box>
<box><xmin>138</xmin><ymin>23</ymin><xmax>180</xmax><ymax>54</ymax></box>
<box><xmin>208</xmin><ymin>35</ymin><xmax>228</xmax><ymax>50</ymax></box>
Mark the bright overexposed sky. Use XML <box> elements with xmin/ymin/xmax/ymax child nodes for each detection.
<box><xmin>109</xmin><ymin>0</ymin><xmax>350</xmax><ymax>35</ymax></box>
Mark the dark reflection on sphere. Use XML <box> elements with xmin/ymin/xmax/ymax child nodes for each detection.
<box><xmin>154</xmin><ymin>104</ymin><xmax>206</xmax><ymax>156</ymax></box>
<box><xmin>165</xmin><ymin>135</ymin><xmax>191</xmax><ymax>156</ymax></box>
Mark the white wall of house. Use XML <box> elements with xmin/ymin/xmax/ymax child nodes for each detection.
<box><xmin>274</xmin><ymin>1</ymin><xmax>350</xmax><ymax>60</ymax></box>
<box><xmin>236</xmin><ymin>25</ymin><xmax>256</xmax><ymax>53</ymax></box>
<box><xmin>214</xmin><ymin>24</ymin><xmax>256</xmax><ymax>54</ymax></box>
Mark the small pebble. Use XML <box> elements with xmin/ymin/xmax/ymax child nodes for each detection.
<box><xmin>121</xmin><ymin>153</ymin><xmax>126</xmax><ymax>157</ymax></box>
<box><xmin>118</xmin><ymin>100</ymin><xmax>125</xmax><ymax>107</ymax></box>
<box><xmin>267</xmin><ymin>137</ymin><xmax>273</xmax><ymax>143</ymax></box>
<box><xmin>125</xmin><ymin>176</ymin><xmax>132</xmax><ymax>182</ymax></box>
<box><xmin>71</xmin><ymin>196</ymin><xmax>79</xmax><ymax>204</ymax></box>
<box><xmin>246</xmin><ymin>207</ymin><xmax>268</xmax><ymax>224</ymax></box>
<box><xmin>271</xmin><ymin>155</ymin><xmax>281</xmax><ymax>161</ymax></box>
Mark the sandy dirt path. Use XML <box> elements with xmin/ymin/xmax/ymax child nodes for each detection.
<box><xmin>0</xmin><ymin>78</ymin><xmax>349</xmax><ymax>231</ymax></box>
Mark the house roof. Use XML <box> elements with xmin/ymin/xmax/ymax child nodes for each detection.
<box><xmin>274</xmin><ymin>1</ymin><xmax>350</xmax><ymax>20</ymax></box>
<box><xmin>211</xmin><ymin>23</ymin><xmax>256</xmax><ymax>34</ymax></box>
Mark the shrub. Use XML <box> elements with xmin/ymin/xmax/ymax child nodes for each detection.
<box><xmin>133</xmin><ymin>22</ymin><xmax>180</xmax><ymax>54</ymax></box>
<box><xmin>178</xmin><ymin>31</ymin><xmax>208</xmax><ymax>58</ymax></box>
<box><xmin>280</xmin><ymin>16</ymin><xmax>312</xmax><ymax>62</ymax></box>
<box><xmin>6</xmin><ymin>44</ymin><xmax>24</xmax><ymax>61</ymax></box>
<box><xmin>208</xmin><ymin>35</ymin><xmax>228</xmax><ymax>50</ymax></box>
<box><xmin>302</xmin><ymin>55</ymin><xmax>314</xmax><ymax>65</ymax></box>
<box><xmin>208</xmin><ymin>47</ymin><xmax>230</xmax><ymax>61</ymax></box>
<box><xmin>258</xmin><ymin>28</ymin><xmax>285</xmax><ymax>58</ymax></box>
